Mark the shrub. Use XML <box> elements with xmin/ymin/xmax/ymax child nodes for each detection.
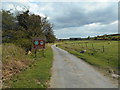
<box><xmin>14</xmin><ymin>38</ymin><xmax>32</xmax><ymax>52</ymax></box>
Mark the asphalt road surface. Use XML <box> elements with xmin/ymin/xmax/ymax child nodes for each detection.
<box><xmin>50</xmin><ymin>45</ymin><xmax>118</xmax><ymax>88</ymax></box>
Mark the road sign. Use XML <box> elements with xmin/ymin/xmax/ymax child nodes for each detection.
<box><xmin>33</xmin><ymin>38</ymin><xmax>45</xmax><ymax>49</ymax></box>
<box><xmin>34</xmin><ymin>41</ymin><xmax>39</xmax><ymax>45</ymax></box>
<box><xmin>40</xmin><ymin>41</ymin><xmax>44</xmax><ymax>45</ymax></box>
<box><xmin>32</xmin><ymin>38</ymin><xmax>46</xmax><ymax>57</ymax></box>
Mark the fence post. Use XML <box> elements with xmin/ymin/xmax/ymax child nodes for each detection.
<box><xmin>42</xmin><ymin>49</ymin><xmax>45</xmax><ymax>57</ymax></box>
<box><xmin>35</xmin><ymin>49</ymin><xmax>37</xmax><ymax>58</ymax></box>
<box><xmin>103</xmin><ymin>45</ymin><xmax>104</xmax><ymax>52</ymax></box>
<box><xmin>86</xmin><ymin>42</ymin><xmax>87</xmax><ymax>47</ymax></box>
<box><xmin>92</xmin><ymin>44</ymin><xmax>94</xmax><ymax>49</ymax></box>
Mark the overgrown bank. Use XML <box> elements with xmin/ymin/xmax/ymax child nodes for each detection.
<box><xmin>3</xmin><ymin>44</ymin><xmax>53</xmax><ymax>88</ymax></box>
<box><xmin>2</xmin><ymin>43</ymin><xmax>34</xmax><ymax>83</ymax></box>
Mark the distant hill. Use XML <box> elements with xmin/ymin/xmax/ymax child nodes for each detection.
<box><xmin>96</xmin><ymin>34</ymin><xmax>120</xmax><ymax>40</ymax></box>
<box><xmin>97</xmin><ymin>34</ymin><xmax>120</xmax><ymax>37</ymax></box>
<box><xmin>58</xmin><ymin>34</ymin><xmax>120</xmax><ymax>41</ymax></box>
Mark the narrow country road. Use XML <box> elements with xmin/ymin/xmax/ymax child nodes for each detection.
<box><xmin>50</xmin><ymin>45</ymin><xmax>117</xmax><ymax>88</ymax></box>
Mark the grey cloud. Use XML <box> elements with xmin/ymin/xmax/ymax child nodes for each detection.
<box><xmin>2</xmin><ymin>2</ymin><xmax>118</xmax><ymax>39</ymax></box>
<box><xmin>55</xmin><ymin>22</ymin><xmax>118</xmax><ymax>39</ymax></box>
<box><xmin>45</xmin><ymin>2</ymin><xmax>118</xmax><ymax>29</ymax></box>
<box><xmin>3</xmin><ymin>2</ymin><xmax>117</xmax><ymax>29</ymax></box>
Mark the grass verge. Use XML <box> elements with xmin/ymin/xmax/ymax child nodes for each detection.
<box><xmin>3</xmin><ymin>44</ymin><xmax>53</xmax><ymax>88</ymax></box>
<box><xmin>57</xmin><ymin>40</ymin><xmax>119</xmax><ymax>75</ymax></box>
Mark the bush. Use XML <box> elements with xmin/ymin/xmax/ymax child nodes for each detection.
<box><xmin>94</xmin><ymin>37</ymin><xmax>98</xmax><ymax>40</ymax></box>
<box><xmin>14</xmin><ymin>38</ymin><xmax>32</xmax><ymax>52</ymax></box>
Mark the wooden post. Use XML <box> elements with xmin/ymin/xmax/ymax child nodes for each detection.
<box><xmin>86</xmin><ymin>42</ymin><xmax>87</xmax><ymax>47</ymax></box>
<box><xmin>103</xmin><ymin>45</ymin><xmax>104</xmax><ymax>52</ymax></box>
<box><xmin>92</xmin><ymin>44</ymin><xmax>94</xmax><ymax>49</ymax></box>
<box><xmin>42</xmin><ymin>49</ymin><xmax>45</xmax><ymax>57</ymax></box>
<box><xmin>35</xmin><ymin>49</ymin><xmax>37</xmax><ymax>58</ymax></box>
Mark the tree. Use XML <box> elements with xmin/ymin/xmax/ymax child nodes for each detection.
<box><xmin>87</xmin><ymin>36</ymin><xmax>90</xmax><ymax>40</ymax></box>
<box><xmin>2</xmin><ymin>10</ymin><xmax>18</xmax><ymax>43</ymax></box>
<box><xmin>103</xmin><ymin>34</ymin><xmax>107</xmax><ymax>40</ymax></box>
<box><xmin>94</xmin><ymin>37</ymin><xmax>98</xmax><ymax>40</ymax></box>
<box><xmin>108</xmin><ymin>36</ymin><xmax>112</xmax><ymax>40</ymax></box>
<box><xmin>17</xmin><ymin>10</ymin><xmax>56</xmax><ymax>42</ymax></box>
<box><xmin>2</xmin><ymin>10</ymin><xmax>16</xmax><ymax>30</ymax></box>
<box><xmin>2</xmin><ymin>9</ymin><xmax>56</xmax><ymax>52</ymax></box>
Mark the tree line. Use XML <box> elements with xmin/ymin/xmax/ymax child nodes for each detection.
<box><xmin>2</xmin><ymin>9</ymin><xmax>56</xmax><ymax>52</ymax></box>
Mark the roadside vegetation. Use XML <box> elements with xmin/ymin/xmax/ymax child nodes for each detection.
<box><xmin>2</xmin><ymin>9</ymin><xmax>56</xmax><ymax>52</ymax></box>
<box><xmin>2</xmin><ymin>43</ymin><xmax>33</xmax><ymax>83</ymax></box>
<box><xmin>2</xmin><ymin>9</ymin><xmax>55</xmax><ymax>88</ymax></box>
<box><xmin>3</xmin><ymin>44</ymin><xmax>53</xmax><ymax>88</ymax></box>
<box><xmin>57</xmin><ymin>40</ymin><xmax>119</xmax><ymax>76</ymax></box>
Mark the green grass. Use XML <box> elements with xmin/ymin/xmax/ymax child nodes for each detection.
<box><xmin>57</xmin><ymin>40</ymin><xmax>119</xmax><ymax>73</ymax></box>
<box><xmin>4</xmin><ymin>45</ymin><xmax>53</xmax><ymax>88</ymax></box>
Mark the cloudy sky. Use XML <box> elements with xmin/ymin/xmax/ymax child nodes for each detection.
<box><xmin>1</xmin><ymin>0</ymin><xmax>118</xmax><ymax>39</ymax></box>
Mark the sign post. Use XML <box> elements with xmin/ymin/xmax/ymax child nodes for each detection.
<box><xmin>33</xmin><ymin>38</ymin><xmax>45</xmax><ymax>57</ymax></box>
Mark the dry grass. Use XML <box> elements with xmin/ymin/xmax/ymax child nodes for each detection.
<box><xmin>2</xmin><ymin>43</ymin><xmax>33</xmax><ymax>83</ymax></box>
